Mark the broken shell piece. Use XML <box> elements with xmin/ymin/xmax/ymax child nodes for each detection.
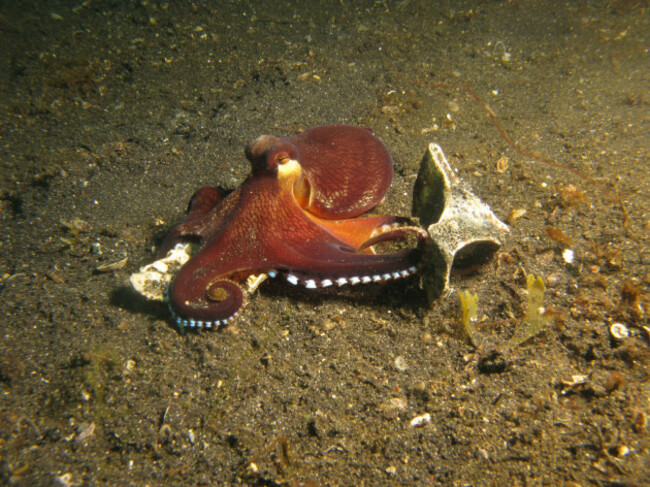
<box><xmin>562</xmin><ymin>248</ymin><xmax>575</xmax><ymax>264</ymax></box>
<box><xmin>129</xmin><ymin>243</ymin><xmax>192</xmax><ymax>301</ymax></box>
<box><xmin>559</xmin><ymin>374</ymin><xmax>589</xmax><ymax>395</ymax></box>
<box><xmin>609</xmin><ymin>323</ymin><xmax>629</xmax><ymax>341</ymax></box>
<box><xmin>410</xmin><ymin>413</ymin><xmax>432</xmax><ymax>428</ymax></box>
<box><xmin>496</xmin><ymin>156</ymin><xmax>509</xmax><ymax>173</ymax></box>
<box><xmin>245</xmin><ymin>273</ymin><xmax>269</xmax><ymax>293</ymax></box>
<box><xmin>507</xmin><ymin>208</ymin><xmax>527</xmax><ymax>225</ymax></box>
<box><xmin>95</xmin><ymin>255</ymin><xmax>129</xmax><ymax>273</ymax></box>
<box><xmin>130</xmin><ymin>243</ymin><xmax>269</xmax><ymax>302</ymax></box>
<box><xmin>412</xmin><ymin>143</ymin><xmax>510</xmax><ymax>299</ymax></box>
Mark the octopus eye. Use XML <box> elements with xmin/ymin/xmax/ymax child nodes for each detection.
<box><xmin>275</xmin><ymin>152</ymin><xmax>290</xmax><ymax>165</ymax></box>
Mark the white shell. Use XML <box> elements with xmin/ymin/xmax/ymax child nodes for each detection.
<box><xmin>609</xmin><ymin>323</ymin><xmax>629</xmax><ymax>340</ymax></box>
<box><xmin>413</xmin><ymin>143</ymin><xmax>510</xmax><ymax>297</ymax></box>
<box><xmin>410</xmin><ymin>413</ymin><xmax>432</xmax><ymax>428</ymax></box>
<box><xmin>129</xmin><ymin>243</ymin><xmax>192</xmax><ymax>301</ymax></box>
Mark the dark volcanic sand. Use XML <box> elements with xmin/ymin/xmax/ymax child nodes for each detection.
<box><xmin>1</xmin><ymin>1</ymin><xmax>648</xmax><ymax>485</ymax></box>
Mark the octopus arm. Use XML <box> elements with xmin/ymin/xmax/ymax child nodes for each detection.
<box><xmin>156</xmin><ymin>187</ymin><xmax>237</xmax><ymax>258</ymax></box>
<box><xmin>265</xmin><ymin>222</ymin><xmax>425</xmax><ymax>283</ymax></box>
<box><xmin>302</xmin><ymin>213</ymin><xmax>417</xmax><ymax>254</ymax></box>
<box><xmin>166</xmin><ymin>240</ymin><xmax>270</xmax><ymax>325</ymax></box>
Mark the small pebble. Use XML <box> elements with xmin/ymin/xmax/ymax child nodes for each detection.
<box><xmin>507</xmin><ymin>208</ymin><xmax>526</xmax><ymax>224</ymax></box>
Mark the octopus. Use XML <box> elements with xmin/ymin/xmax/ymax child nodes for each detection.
<box><xmin>157</xmin><ymin>124</ymin><xmax>428</xmax><ymax>330</ymax></box>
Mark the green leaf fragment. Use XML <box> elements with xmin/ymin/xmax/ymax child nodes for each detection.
<box><xmin>506</xmin><ymin>273</ymin><xmax>547</xmax><ymax>349</ymax></box>
<box><xmin>456</xmin><ymin>274</ymin><xmax>549</xmax><ymax>351</ymax></box>
<box><xmin>458</xmin><ymin>290</ymin><xmax>480</xmax><ymax>347</ymax></box>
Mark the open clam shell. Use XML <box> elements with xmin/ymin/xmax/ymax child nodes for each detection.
<box><xmin>413</xmin><ymin>143</ymin><xmax>510</xmax><ymax>299</ymax></box>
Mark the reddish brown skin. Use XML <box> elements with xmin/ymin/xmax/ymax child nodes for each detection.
<box><xmin>246</xmin><ymin>124</ymin><xmax>393</xmax><ymax>218</ymax></box>
<box><xmin>158</xmin><ymin>125</ymin><xmax>426</xmax><ymax>329</ymax></box>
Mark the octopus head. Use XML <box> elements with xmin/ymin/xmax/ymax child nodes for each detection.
<box><xmin>245</xmin><ymin>135</ymin><xmax>312</xmax><ymax>208</ymax></box>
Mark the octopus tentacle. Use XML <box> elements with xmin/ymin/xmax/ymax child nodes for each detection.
<box><xmin>265</xmin><ymin>223</ymin><xmax>425</xmax><ymax>288</ymax></box>
<box><xmin>156</xmin><ymin>187</ymin><xmax>226</xmax><ymax>257</ymax></box>
<box><xmin>167</xmin><ymin>272</ymin><xmax>246</xmax><ymax>330</ymax></box>
<box><xmin>186</xmin><ymin>187</ymin><xmax>226</xmax><ymax>220</ymax></box>
<box><xmin>301</xmin><ymin>213</ymin><xmax>414</xmax><ymax>252</ymax></box>
<box><xmin>280</xmin><ymin>262</ymin><xmax>421</xmax><ymax>289</ymax></box>
<box><xmin>279</xmin><ymin>246</ymin><xmax>422</xmax><ymax>283</ymax></box>
<box><xmin>359</xmin><ymin>225</ymin><xmax>429</xmax><ymax>251</ymax></box>
<box><xmin>164</xmin><ymin>195</ymin><xmax>273</xmax><ymax>328</ymax></box>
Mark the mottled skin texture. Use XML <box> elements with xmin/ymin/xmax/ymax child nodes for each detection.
<box><xmin>158</xmin><ymin>125</ymin><xmax>427</xmax><ymax>328</ymax></box>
